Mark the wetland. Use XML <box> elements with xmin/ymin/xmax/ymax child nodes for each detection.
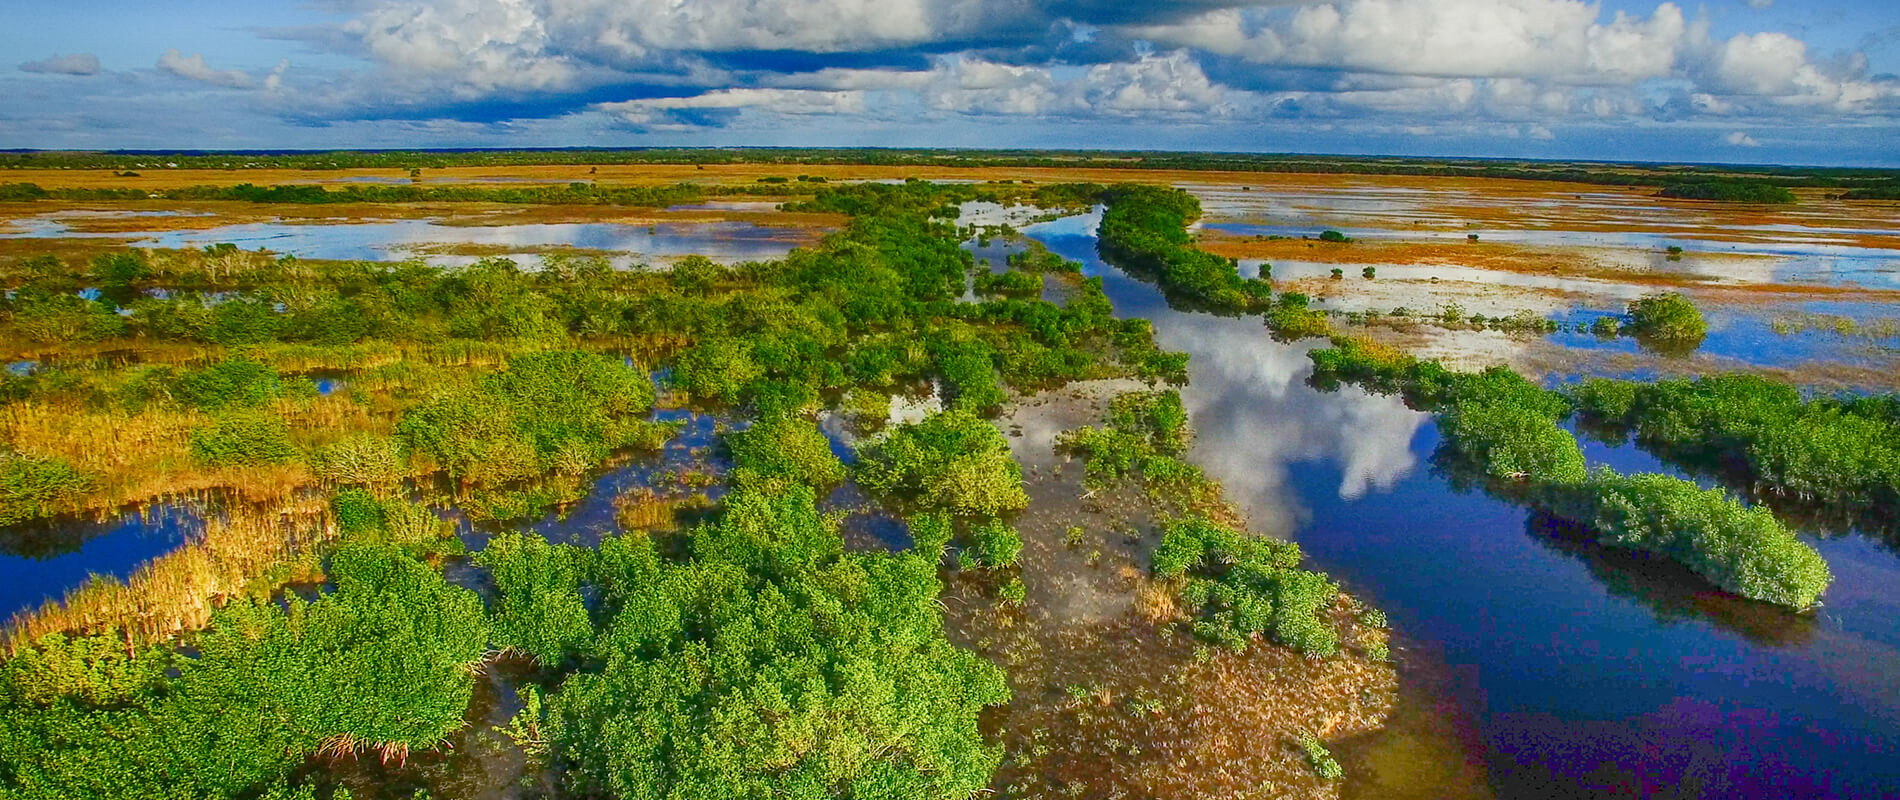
<box><xmin>1</xmin><ymin>156</ymin><xmax>1898</xmax><ymax>799</ymax></box>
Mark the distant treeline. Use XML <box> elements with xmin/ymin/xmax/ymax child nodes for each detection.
<box><xmin>0</xmin><ymin>181</ymin><xmax>793</xmax><ymax>206</ymax></box>
<box><xmin>1841</xmin><ymin>183</ymin><xmax>1900</xmax><ymax>200</ymax></box>
<box><xmin>1657</xmin><ymin>180</ymin><xmax>1797</xmax><ymax>204</ymax></box>
<box><xmin>4</xmin><ymin>148</ymin><xmax>1898</xmax><ymax>190</ymax></box>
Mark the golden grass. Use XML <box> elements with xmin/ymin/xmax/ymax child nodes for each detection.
<box><xmin>4</xmin><ymin>495</ymin><xmax>333</xmax><ymax>652</ymax></box>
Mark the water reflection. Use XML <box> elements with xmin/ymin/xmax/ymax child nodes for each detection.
<box><xmin>2</xmin><ymin>216</ymin><xmax>810</xmax><ymax>267</ymax></box>
<box><xmin>0</xmin><ymin>503</ymin><xmax>203</xmax><ymax>619</ymax></box>
<box><xmin>1023</xmin><ymin>209</ymin><xmax>1900</xmax><ymax>800</ymax></box>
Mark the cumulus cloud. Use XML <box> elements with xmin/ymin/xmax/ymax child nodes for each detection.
<box><xmin>1128</xmin><ymin>0</ymin><xmax>1689</xmax><ymax>85</ymax></box>
<box><xmin>19</xmin><ymin>53</ymin><xmax>101</xmax><ymax>76</ymax></box>
<box><xmin>17</xmin><ymin>0</ymin><xmax>1881</xmax><ymax>157</ymax></box>
<box><xmin>1725</xmin><ymin>130</ymin><xmax>1761</xmax><ymax>146</ymax></box>
<box><xmin>158</xmin><ymin>50</ymin><xmax>260</xmax><ymax>89</ymax></box>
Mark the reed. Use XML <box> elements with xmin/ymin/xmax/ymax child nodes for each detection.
<box><xmin>3</xmin><ymin>495</ymin><xmax>334</xmax><ymax>653</ymax></box>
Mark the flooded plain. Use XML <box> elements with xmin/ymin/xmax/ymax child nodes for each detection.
<box><xmin>4</xmin><ymin>176</ymin><xmax>1900</xmax><ymax>798</ymax></box>
<box><xmin>1027</xmin><ymin>207</ymin><xmax>1900</xmax><ymax>800</ymax></box>
<box><xmin>0</xmin><ymin>212</ymin><xmax>814</xmax><ymax>267</ymax></box>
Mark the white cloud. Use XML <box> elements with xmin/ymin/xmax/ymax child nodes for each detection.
<box><xmin>597</xmin><ymin>88</ymin><xmax>870</xmax><ymax>129</ymax></box>
<box><xmin>157</xmin><ymin>50</ymin><xmax>259</xmax><ymax>89</ymax></box>
<box><xmin>1128</xmin><ymin>0</ymin><xmax>1688</xmax><ymax>85</ymax></box>
<box><xmin>19</xmin><ymin>53</ymin><xmax>101</xmax><ymax>76</ymax></box>
<box><xmin>1725</xmin><ymin>130</ymin><xmax>1760</xmax><ymax>146</ymax></box>
<box><xmin>1744</xmin><ymin>0</ymin><xmax>1772</xmax><ymax>8</ymax></box>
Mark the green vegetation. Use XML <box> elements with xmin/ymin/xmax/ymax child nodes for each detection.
<box><xmin>1265</xmin><ymin>293</ymin><xmax>1332</xmax><ymax>340</ymax></box>
<box><xmin>0</xmin><ymin>451</ymin><xmax>93</xmax><ymax>526</ymax></box>
<box><xmin>480</xmin><ymin>485</ymin><xmax>1008</xmax><ymax>799</ymax></box>
<box><xmin>1659</xmin><ymin>181</ymin><xmax>1797</xmax><ymax>204</ymax></box>
<box><xmin>397</xmin><ymin>350</ymin><xmax>665</xmax><ymax>488</ymax></box>
<box><xmin>1154</xmin><ymin>515</ymin><xmax>1340</xmax><ymax>656</ymax></box>
<box><xmin>1057</xmin><ymin>389</ymin><xmax>1203</xmax><ymax>492</ymax></box>
<box><xmin>856</xmin><ymin>410</ymin><xmax>1028</xmax><ymax>517</ymax></box>
<box><xmin>0</xmin><ymin>544</ymin><xmax>488</xmax><ymax>800</ymax></box>
<box><xmin>1571</xmin><ymin>375</ymin><xmax>1900</xmax><ymax>530</ymax></box>
<box><xmin>1309</xmin><ymin>337</ymin><xmax>1834</xmax><ymax>608</ymax></box>
<box><xmin>1299</xmin><ymin>733</ymin><xmax>1345</xmax><ymax>780</ymax></box>
<box><xmin>724</xmin><ymin>415</ymin><xmax>848</xmax><ymax>487</ymax></box>
<box><xmin>189</xmin><ymin>413</ymin><xmax>300</xmax><ymax>467</ymax></box>
<box><xmin>1541</xmin><ymin>470</ymin><xmax>1832</xmax><ymax>608</ymax></box>
<box><xmin>1095</xmin><ymin>184</ymin><xmax>1272</xmax><ymax>312</ymax></box>
<box><xmin>1624</xmin><ymin>292</ymin><xmax>1708</xmax><ymax>347</ymax></box>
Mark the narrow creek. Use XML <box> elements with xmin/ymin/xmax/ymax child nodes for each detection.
<box><xmin>1026</xmin><ymin>208</ymin><xmax>1900</xmax><ymax>799</ymax></box>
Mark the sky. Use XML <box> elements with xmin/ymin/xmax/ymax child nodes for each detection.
<box><xmin>3</xmin><ymin>0</ymin><xmax>1897</xmax><ymax>165</ymax></box>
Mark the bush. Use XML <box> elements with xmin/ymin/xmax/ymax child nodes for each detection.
<box><xmin>476</xmin><ymin>533</ymin><xmax>595</xmax><ymax>667</ymax></box>
<box><xmin>189</xmin><ymin>413</ymin><xmax>299</xmax><ymax>468</ymax></box>
<box><xmin>856</xmin><ymin>410</ymin><xmax>1028</xmax><ymax>517</ymax></box>
<box><xmin>724</xmin><ymin>415</ymin><xmax>846</xmax><ymax>487</ymax></box>
<box><xmin>672</xmin><ymin>337</ymin><xmax>762</xmax><ymax>405</ymax></box>
<box><xmin>0</xmin><ymin>546</ymin><xmax>487</xmax><ymax>800</ymax></box>
<box><xmin>548</xmin><ymin>486</ymin><xmax>1009</xmax><ymax>799</ymax></box>
<box><xmin>309</xmin><ymin>435</ymin><xmax>404</xmax><ymax>486</ymax></box>
<box><xmin>1155</xmin><ymin>516</ymin><xmax>1338</xmax><ymax>656</ymax></box>
<box><xmin>1539</xmin><ymin>470</ymin><xmax>1832</xmax><ymax>608</ymax></box>
<box><xmin>1625</xmin><ymin>292</ymin><xmax>1707</xmax><ymax>345</ymax></box>
<box><xmin>1437</xmin><ymin>401</ymin><xmax>1587</xmax><ymax>484</ymax></box>
<box><xmin>398</xmin><ymin>351</ymin><xmax>660</xmax><ymax>487</ymax></box>
<box><xmin>967</xmin><ymin>518</ymin><xmax>1023</xmax><ymax>568</ymax></box>
<box><xmin>0</xmin><ymin>451</ymin><xmax>93</xmax><ymax>525</ymax></box>
<box><xmin>1659</xmin><ymin>181</ymin><xmax>1796</xmax><ymax>204</ymax></box>
<box><xmin>170</xmin><ymin>358</ymin><xmax>283</xmax><ymax>412</ymax></box>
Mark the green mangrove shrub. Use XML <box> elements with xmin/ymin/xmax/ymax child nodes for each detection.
<box><xmin>1155</xmin><ymin>515</ymin><xmax>1340</xmax><ymax>656</ymax></box>
<box><xmin>724</xmin><ymin>415</ymin><xmax>847</xmax><ymax>487</ymax></box>
<box><xmin>0</xmin><ymin>545</ymin><xmax>488</xmax><ymax>800</ymax></box>
<box><xmin>542</xmin><ymin>486</ymin><xmax>1010</xmax><ymax>799</ymax></box>
<box><xmin>0</xmin><ymin>451</ymin><xmax>93</xmax><ymax>526</ymax></box>
<box><xmin>856</xmin><ymin>410</ymin><xmax>1028</xmax><ymax>517</ymax></box>
<box><xmin>188</xmin><ymin>413</ymin><xmax>299</xmax><ymax>468</ymax></box>
<box><xmin>1538</xmin><ymin>470</ymin><xmax>1832</xmax><ymax>608</ymax></box>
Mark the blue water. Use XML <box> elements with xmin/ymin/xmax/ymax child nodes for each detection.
<box><xmin>1025</xmin><ymin>208</ymin><xmax>1900</xmax><ymax>800</ymax></box>
<box><xmin>0</xmin><ymin>503</ymin><xmax>203</xmax><ymax>619</ymax></box>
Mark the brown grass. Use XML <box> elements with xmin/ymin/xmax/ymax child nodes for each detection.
<box><xmin>4</xmin><ymin>496</ymin><xmax>333</xmax><ymax>652</ymax></box>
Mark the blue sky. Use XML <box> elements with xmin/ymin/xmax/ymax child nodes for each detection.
<box><xmin>4</xmin><ymin>0</ymin><xmax>1897</xmax><ymax>165</ymax></box>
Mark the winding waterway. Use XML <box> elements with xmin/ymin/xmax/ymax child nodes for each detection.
<box><xmin>1028</xmin><ymin>208</ymin><xmax>1900</xmax><ymax>799</ymax></box>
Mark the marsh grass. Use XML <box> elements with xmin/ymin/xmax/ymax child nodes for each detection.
<box><xmin>4</xmin><ymin>495</ymin><xmax>334</xmax><ymax>652</ymax></box>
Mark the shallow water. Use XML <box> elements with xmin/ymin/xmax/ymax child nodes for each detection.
<box><xmin>1024</xmin><ymin>209</ymin><xmax>1900</xmax><ymax>800</ymax></box>
<box><xmin>1</xmin><ymin>215</ymin><xmax>809</xmax><ymax>267</ymax></box>
<box><xmin>0</xmin><ymin>503</ymin><xmax>204</xmax><ymax>619</ymax></box>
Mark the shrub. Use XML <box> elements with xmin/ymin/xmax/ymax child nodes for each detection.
<box><xmin>1437</xmin><ymin>401</ymin><xmax>1587</xmax><ymax>484</ymax></box>
<box><xmin>1266</xmin><ymin>295</ymin><xmax>1332</xmax><ymax>340</ymax></box>
<box><xmin>856</xmin><ymin>410</ymin><xmax>1028</xmax><ymax>517</ymax></box>
<box><xmin>1155</xmin><ymin>516</ymin><xmax>1338</xmax><ymax>656</ymax></box>
<box><xmin>1318</xmin><ymin>230</ymin><xmax>1351</xmax><ymax>243</ymax></box>
<box><xmin>967</xmin><ymin>518</ymin><xmax>1023</xmax><ymax>568</ymax></box>
<box><xmin>476</xmin><ymin>533</ymin><xmax>595</xmax><ymax>667</ymax></box>
<box><xmin>170</xmin><ymin>358</ymin><xmax>282</xmax><ymax>411</ymax></box>
<box><xmin>548</xmin><ymin>487</ymin><xmax>1009</xmax><ymax>800</ymax></box>
<box><xmin>309</xmin><ymin>435</ymin><xmax>404</xmax><ymax>486</ymax></box>
<box><xmin>1299</xmin><ymin>734</ymin><xmax>1344</xmax><ymax>780</ymax></box>
<box><xmin>1539</xmin><ymin>469</ymin><xmax>1832</xmax><ymax>608</ymax></box>
<box><xmin>0</xmin><ymin>451</ymin><xmax>93</xmax><ymax>526</ymax></box>
<box><xmin>398</xmin><ymin>351</ymin><xmax>661</xmax><ymax>487</ymax></box>
<box><xmin>189</xmin><ymin>413</ymin><xmax>299</xmax><ymax>468</ymax></box>
<box><xmin>724</xmin><ymin>415</ymin><xmax>847</xmax><ymax>487</ymax></box>
<box><xmin>1625</xmin><ymin>292</ymin><xmax>1707</xmax><ymax>345</ymax></box>
<box><xmin>0</xmin><ymin>546</ymin><xmax>487</xmax><ymax>800</ymax></box>
<box><xmin>672</xmin><ymin>337</ymin><xmax>761</xmax><ymax>404</ymax></box>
